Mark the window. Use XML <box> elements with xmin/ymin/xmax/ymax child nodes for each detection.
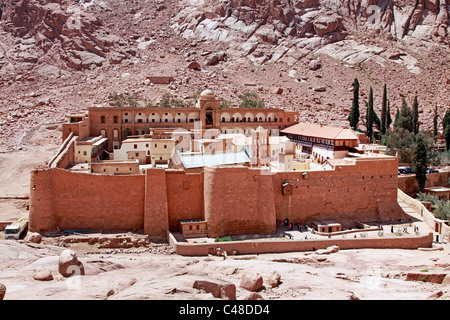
<box><xmin>164</xmin><ymin>145</ymin><xmax>167</xmax><ymax>149</ymax></box>
<box><xmin>287</xmin><ymin>117</ymin><xmax>291</xmax><ymax>122</ymax></box>
<box><xmin>100</xmin><ymin>116</ymin><xmax>105</xmax><ymax>123</ymax></box>
<box><xmin>113</xmin><ymin>116</ymin><xmax>118</xmax><ymax>123</ymax></box>
<box><xmin>160</xmin><ymin>156</ymin><xmax>163</xmax><ymax>160</ymax></box>
<box><xmin>83</xmin><ymin>151</ymin><xmax>87</xmax><ymax>156</ymax></box>
<box><xmin>146</xmin><ymin>144</ymin><xmax>149</xmax><ymax>148</ymax></box>
<box><xmin>135</xmin><ymin>153</ymin><xmax>139</xmax><ymax>157</ymax></box>
<box><xmin>155</xmin><ymin>143</ymin><xmax>157</xmax><ymax>148</ymax></box>
<box><xmin>134</xmin><ymin>144</ymin><xmax>137</xmax><ymax>149</ymax></box>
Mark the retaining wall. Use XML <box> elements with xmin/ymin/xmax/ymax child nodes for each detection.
<box><xmin>168</xmin><ymin>231</ymin><xmax>434</xmax><ymax>256</ymax></box>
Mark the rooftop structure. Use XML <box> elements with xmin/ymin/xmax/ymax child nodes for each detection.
<box><xmin>63</xmin><ymin>89</ymin><xmax>299</xmax><ymax>152</ymax></box>
<box><xmin>281</xmin><ymin>122</ymin><xmax>359</xmax><ymax>163</ymax></box>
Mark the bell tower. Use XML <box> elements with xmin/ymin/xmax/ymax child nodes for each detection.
<box><xmin>198</xmin><ymin>89</ymin><xmax>220</xmax><ymax>129</ymax></box>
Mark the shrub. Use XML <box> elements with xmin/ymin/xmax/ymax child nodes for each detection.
<box><xmin>214</xmin><ymin>236</ymin><xmax>235</xmax><ymax>242</ymax></box>
<box><xmin>239</xmin><ymin>92</ymin><xmax>265</xmax><ymax>108</ymax></box>
<box><xmin>109</xmin><ymin>92</ymin><xmax>139</xmax><ymax>107</ymax></box>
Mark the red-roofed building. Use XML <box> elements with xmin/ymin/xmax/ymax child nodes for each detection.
<box><xmin>281</xmin><ymin>123</ymin><xmax>359</xmax><ymax>163</ymax></box>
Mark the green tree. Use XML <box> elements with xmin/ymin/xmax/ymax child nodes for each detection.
<box><xmin>442</xmin><ymin>109</ymin><xmax>450</xmax><ymax>150</ymax></box>
<box><xmin>381</xmin><ymin>83</ymin><xmax>387</xmax><ymax>134</ymax></box>
<box><xmin>394</xmin><ymin>107</ymin><xmax>400</xmax><ymax>128</ymax></box>
<box><xmin>397</xmin><ymin>97</ymin><xmax>414</xmax><ymax>132</ymax></box>
<box><xmin>158</xmin><ymin>93</ymin><xmax>186</xmax><ymax>108</ymax></box>
<box><xmin>109</xmin><ymin>92</ymin><xmax>139</xmax><ymax>107</ymax></box>
<box><xmin>385</xmin><ymin>127</ymin><xmax>415</xmax><ymax>164</ymax></box>
<box><xmin>387</xmin><ymin>101</ymin><xmax>392</xmax><ymax>130</ymax></box>
<box><xmin>238</xmin><ymin>92</ymin><xmax>265</xmax><ymax>108</ymax></box>
<box><xmin>411</xmin><ymin>133</ymin><xmax>428</xmax><ymax>191</ymax></box>
<box><xmin>433</xmin><ymin>104</ymin><xmax>438</xmax><ymax>139</ymax></box>
<box><xmin>348</xmin><ymin>78</ymin><xmax>360</xmax><ymax>130</ymax></box>
<box><xmin>365</xmin><ymin>87</ymin><xmax>375</xmax><ymax>141</ymax></box>
<box><xmin>412</xmin><ymin>95</ymin><xmax>419</xmax><ymax>134</ymax></box>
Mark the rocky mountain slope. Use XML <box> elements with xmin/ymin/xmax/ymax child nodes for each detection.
<box><xmin>0</xmin><ymin>0</ymin><xmax>449</xmax><ymax>154</ymax></box>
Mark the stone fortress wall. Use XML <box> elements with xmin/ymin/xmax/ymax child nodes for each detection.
<box><xmin>29</xmin><ymin>156</ymin><xmax>406</xmax><ymax>238</ymax></box>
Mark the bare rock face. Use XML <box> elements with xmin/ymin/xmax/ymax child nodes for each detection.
<box><xmin>0</xmin><ymin>283</ymin><xmax>5</xmax><ymax>300</ymax></box>
<box><xmin>58</xmin><ymin>249</ymin><xmax>85</xmax><ymax>277</ymax></box>
<box><xmin>1</xmin><ymin>0</ymin><xmax>128</xmax><ymax>73</ymax></box>
<box><xmin>172</xmin><ymin>0</ymin><xmax>449</xmax><ymax>67</ymax></box>
<box><xmin>240</xmin><ymin>272</ymin><xmax>263</xmax><ymax>292</ymax></box>
<box><xmin>193</xmin><ymin>279</ymin><xmax>236</xmax><ymax>300</ymax></box>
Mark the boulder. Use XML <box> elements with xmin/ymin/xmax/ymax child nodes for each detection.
<box><xmin>313</xmin><ymin>14</ymin><xmax>343</xmax><ymax>36</ymax></box>
<box><xmin>204</xmin><ymin>51</ymin><xmax>226</xmax><ymax>66</ymax></box>
<box><xmin>240</xmin><ymin>273</ymin><xmax>263</xmax><ymax>292</ymax></box>
<box><xmin>316</xmin><ymin>245</ymin><xmax>339</xmax><ymax>254</ymax></box>
<box><xmin>271</xmin><ymin>87</ymin><xmax>283</xmax><ymax>94</ymax></box>
<box><xmin>267</xmin><ymin>271</ymin><xmax>281</xmax><ymax>288</ymax></box>
<box><xmin>25</xmin><ymin>232</ymin><xmax>42</xmax><ymax>244</ymax></box>
<box><xmin>58</xmin><ymin>249</ymin><xmax>85</xmax><ymax>277</ymax></box>
<box><xmin>313</xmin><ymin>86</ymin><xmax>327</xmax><ymax>92</ymax></box>
<box><xmin>0</xmin><ymin>283</ymin><xmax>5</xmax><ymax>300</ymax></box>
<box><xmin>193</xmin><ymin>280</ymin><xmax>236</xmax><ymax>300</ymax></box>
<box><xmin>308</xmin><ymin>59</ymin><xmax>321</xmax><ymax>70</ymax></box>
<box><xmin>187</xmin><ymin>61</ymin><xmax>201</xmax><ymax>70</ymax></box>
<box><xmin>244</xmin><ymin>292</ymin><xmax>264</xmax><ymax>300</ymax></box>
<box><xmin>33</xmin><ymin>267</ymin><xmax>53</xmax><ymax>281</ymax></box>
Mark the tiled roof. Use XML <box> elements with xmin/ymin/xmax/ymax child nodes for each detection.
<box><xmin>281</xmin><ymin>123</ymin><xmax>358</xmax><ymax>140</ymax></box>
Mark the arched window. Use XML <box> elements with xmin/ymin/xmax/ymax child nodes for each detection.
<box><xmin>100</xmin><ymin>116</ymin><xmax>105</xmax><ymax>124</ymax></box>
<box><xmin>222</xmin><ymin>117</ymin><xmax>225</xmax><ymax>122</ymax></box>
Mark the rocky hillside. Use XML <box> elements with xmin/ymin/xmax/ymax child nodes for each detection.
<box><xmin>0</xmin><ymin>0</ymin><xmax>449</xmax><ymax>153</ymax></box>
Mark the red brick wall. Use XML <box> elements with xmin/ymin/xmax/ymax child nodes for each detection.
<box><xmin>204</xmin><ymin>167</ymin><xmax>276</xmax><ymax>238</ymax></box>
<box><xmin>165</xmin><ymin>170</ymin><xmax>204</xmax><ymax>231</ymax></box>
<box><xmin>272</xmin><ymin>158</ymin><xmax>400</xmax><ymax>226</ymax></box>
<box><xmin>398</xmin><ymin>171</ymin><xmax>450</xmax><ymax>195</ymax></box>
<box><xmin>30</xmin><ymin>158</ymin><xmax>403</xmax><ymax>238</ymax></box>
<box><xmin>30</xmin><ymin>168</ymin><xmax>145</xmax><ymax>232</ymax></box>
<box><xmin>62</xmin><ymin>120</ymin><xmax>90</xmax><ymax>142</ymax></box>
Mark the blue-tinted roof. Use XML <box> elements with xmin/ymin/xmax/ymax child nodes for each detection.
<box><xmin>177</xmin><ymin>146</ymin><xmax>251</xmax><ymax>169</ymax></box>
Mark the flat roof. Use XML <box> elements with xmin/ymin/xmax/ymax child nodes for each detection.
<box><xmin>177</xmin><ymin>146</ymin><xmax>251</xmax><ymax>169</ymax></box>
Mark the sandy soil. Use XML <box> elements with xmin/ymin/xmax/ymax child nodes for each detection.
<box><xmin>0</xmin><ymin>238</ymin><xmax>448</xmax><ymax>301</ymax></box>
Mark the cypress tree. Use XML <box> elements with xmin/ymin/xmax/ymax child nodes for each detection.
<box><xmin>387</xmin><ymin>101</ymin><xmax>392</xmax><ymax>130</ymax></box>
<box><xmin>394</xmin><ymin>107</ymin><xmax>400</xmax><ymax>128</ymax></box>
<box><xmin>433</xmin><ymin>104</ymin><xmax>438</xmax><ymax>139</ymax></box>
<box><xmin>381</xmin><ymin>83</ymin><xmax>387</xmax><ymax>134</ymax></box>
<box><xmin>442</xmin><ymin>109</ymin><xmax>450</xmax><ymax>150</ymax></box>
<box><xmin>398</xmin><ymin>97</ymin><xmax>414</xmax><ymax>132</ymax></box>
<box><xmin>411</xmin><ymin>134</ymin><xmax>428</xmax><ymax>191</ymax></box>
<box><xmin>348</xmin><ymin>78</ymin><xmax>360</xmax><ymax>130</ymax></box>
<box><xmin>366</xmin><ymin>86</ymin><xmax>374</xmax><ymax>141</ymax></box>
<box><xmin>412</xmin><ymin>95</ymin><xmax>419</xmax><ymax>134</ymax></box>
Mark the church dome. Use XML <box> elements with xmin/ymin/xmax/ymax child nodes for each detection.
<box><xmin>200</xmin><ymin>89</ymin><xmax>215</xmax><ymax>99</ymax></box>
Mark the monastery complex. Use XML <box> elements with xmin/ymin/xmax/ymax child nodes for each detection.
<box><xmin>29</xmin><ymin>90</ymin><xmax>408</xmax><ymax>241</ymax></box>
